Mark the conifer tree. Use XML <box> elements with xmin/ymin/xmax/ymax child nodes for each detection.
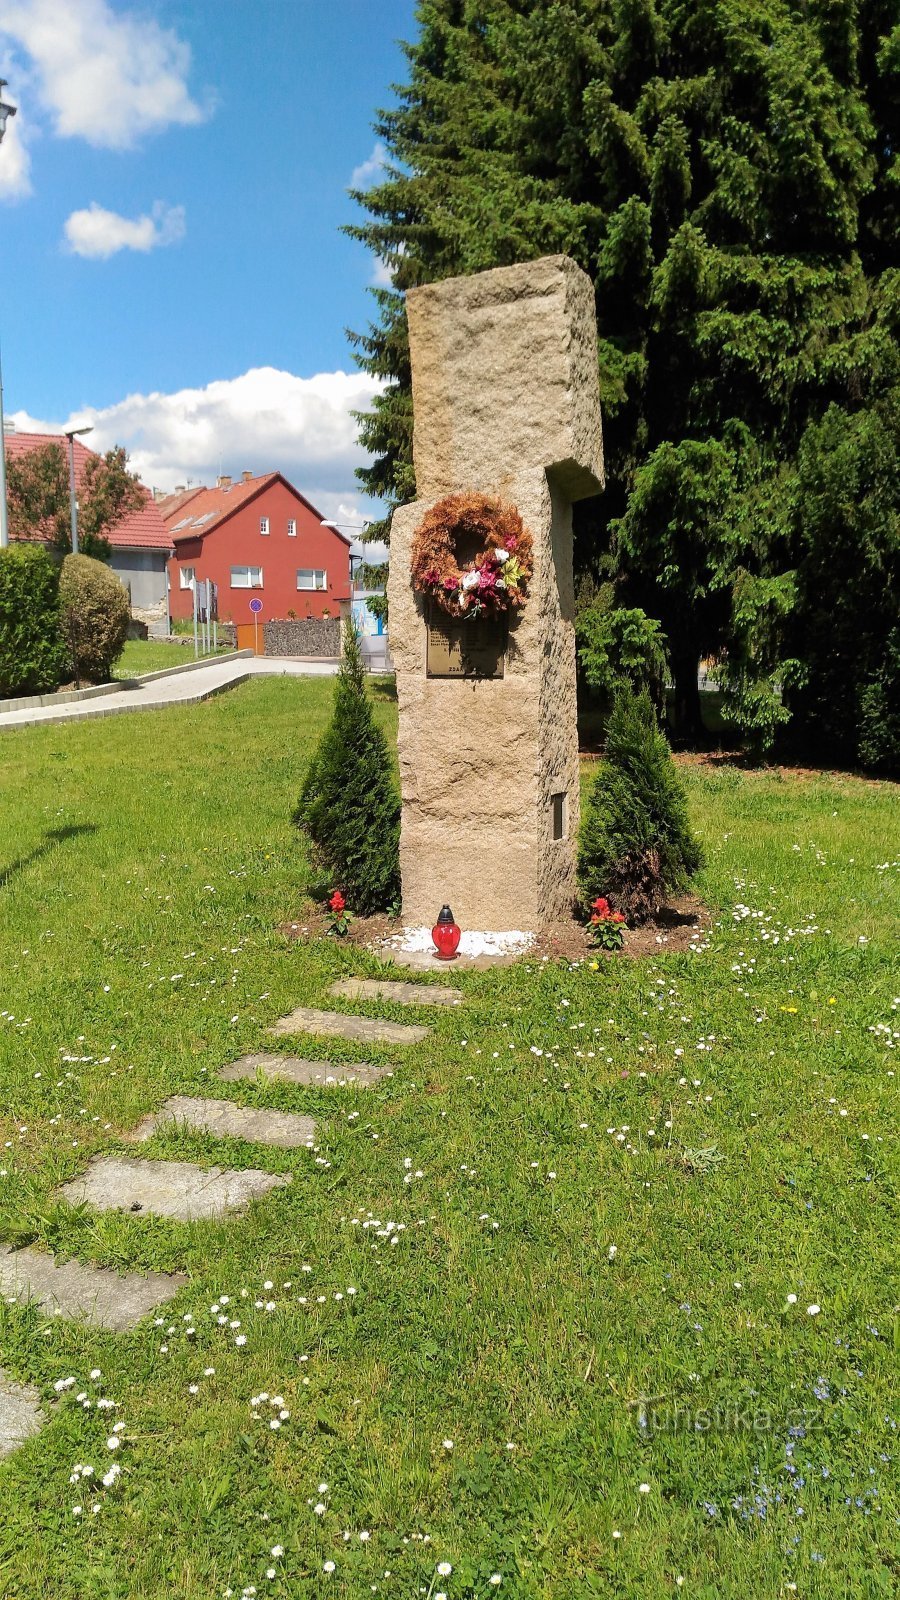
<box><xmin>293</xmin><ymin>621</ymin><xmax>400</xmax><ymax>913</ymax></box>
<box><xmin>578</xmin><ymin>683</ymin><xmax>702</xmax><ymax>920</ymax></box>
<box><xmin>348</xmin><ymin>0</ymin><xmax>899</xmax><ymax>764</ymax></box>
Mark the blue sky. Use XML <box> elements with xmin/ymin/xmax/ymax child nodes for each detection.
<box><xmin>0</xmin><ymin>0</ymin><xmax>418</xmax><ymax>522</ymax></box>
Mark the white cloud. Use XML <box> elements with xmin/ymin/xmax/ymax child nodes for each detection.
<box><xmin>0</xmin><ymin>105</ymin><xmax>31</xmax><ymax>199</ymax></box>
<box><xmin>350</xmin><ymin>141</ymin><xmax>386</xmax><ymax>190</ymax></box>
<box><xmin>63</xmin><ymin>199</ymin><xmax>185</xmax><ymax>258</ymax></box>
<box><xmin>371</xmin><ymin>256</ymin><xmax>394</xmax><ymax>288</ymax></box>
<box><xmin>10</xmin><ymin>368</ymin><xmax>385</xmax><ymax>513</ymax></box>
<box><xmin>0</xmin><ymin>0</ymin><xmax>207</xmax><ymax>152</ymax></box>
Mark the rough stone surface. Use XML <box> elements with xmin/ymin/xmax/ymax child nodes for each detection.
<box><xmin>263</xmin><ymin>618</ymin><xmax>341</xmax><ymax>657</ymax></box>
<box><xmin>406</xmin><ymin>255</ymin><xmax>604</xmax><ymax>502</ymax></box>
<box><xmin>329</xmin><ymin>978</ymin><xmax>464</xmax><ymax>1007</ymax></box>
<box><xmin>132</xmin><ymin>1095</ymin><xmax>316</xmax><ymax>1150</ymax></box>
<box><xmin>56</xmin><ymin>1157</ymin><xmax>291</xmax><ymax>1221</ymax></box>
<box><xmin>0</xmin><ymin>1245</ymin><xmax>185</xmax><ymax>1331</ymax></box>
<box><xmin>389</xmin><ymin>256</ymin><xmax>603</xmax><ymax>932</ymax></box>
<box><xmin>218</xmin><ymin>1054</ymin><xmax>391</xmax><ymax>1087</ymax></box>
<box><xmin>269</xmin><ymin>1007</ymin><xmax>429</xmax><ymax>1046</ymax></box>
<box><xmin>0</xmin><ymin>1370</ymin><xmax>43</xmax><ymax>1460</ymax></box>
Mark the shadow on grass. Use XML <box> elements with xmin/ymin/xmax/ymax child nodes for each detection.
<box><xmin>0</xmin><ymin>823</ymin><xmax>98</xmax><ymax>889</ymax></box>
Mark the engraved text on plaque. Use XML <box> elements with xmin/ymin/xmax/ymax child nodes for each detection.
<box><xmin>426</xmin><ymin>610</ymin><xmax>506</xmax><ymax>678</ymax></box>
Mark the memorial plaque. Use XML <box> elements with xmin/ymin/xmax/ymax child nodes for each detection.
<box><xmin>426</xmin><ymin>609</ymin><xmax>506</xmax><ymax>678</ymax></box>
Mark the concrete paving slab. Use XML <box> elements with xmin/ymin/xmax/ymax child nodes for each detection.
<box><xmin>56</xmin><ymin>1157</ymin><xmax>291</xmax><ymax>1221</ymax></box>
<box><xmin>132</xmin><ymin>1095</ymin><xmax>316</xmax><ymax>1150</ymax></box>
<box><xmin>0</xmin><ymin>1370</ymin><xmax>43</xmax><ymax>1460</ymax></box>
<box><xmin>268</xmin><ymin>1006</ymin><xmax>429</xmax><ymax>1046</ymax></box>
<box><xmin>329</xmin><ymin>977</ymin><xmax>464</xmax><ymax>1007</ymax></box>
<box><xmin>0</xmin><ymin>1245</ymin><xmax>185</xmax><ymax>1331</ymax></box>
<box><xmin>218</xmin><ymin>1053</ymin><xmax>391</xmax><ymax>1088</ymax></box>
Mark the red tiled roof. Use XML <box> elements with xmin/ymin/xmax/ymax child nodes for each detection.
<box><xmin>161</xmin><ymin>473</ymin><xmax>352</xmax><ymax>547</ymax></box>
<box><xmin>155</xmin><ymin>486</ymin><xmax>205</xmax><ymax>520</ymax></box>
<box><xmin>3</xmin><ymin>431</ymin><xmax>172</xmax><ymax>551</ymax></box>
<box><xmin>162</xmin><ymin>473</ymin><xmax>280</xmax><ymax>542</ymax></box>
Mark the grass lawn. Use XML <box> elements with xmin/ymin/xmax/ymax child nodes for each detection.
<box><xmin>114</xmin><ymin>640</ymin><xmax>230</xmax><ymax>679</ymax></box>
<box><xmin>0</xmin><ymin>676</ymin><xmax>896</xmax><ymax>1599</ymax></box>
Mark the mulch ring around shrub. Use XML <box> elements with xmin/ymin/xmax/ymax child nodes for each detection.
<box><xmin>278</xmin><ymin>907</ymin><xmax>400</xmax><ymax>949</ymax></box>
<box><xmin>278</xmin><ymin>893</ymin><xmax>710</xmax><ymax>964</ymax></box>
<box><xmin>532</xmin><ymin>893</ymin><xmax>710</xmax><ymax>963</ymax></box>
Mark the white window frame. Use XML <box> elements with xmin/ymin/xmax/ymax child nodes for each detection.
<box><xmin>231</xmin><ymin>566</ymin><xmax>263</xmax><ymax>589</ymax></box>
<box><xmin>179</xmin><ymin>566</ymin><xmax>196</xmax><ymax>590</ymax></box>
<box><xmin>260</xmin><ymin>516</ymin><xmax>270</xmax><ymax>536</ymax></box>
<box><xmin>287</xmin><ymin>518</ymin><xmax>297</xmax><ymax>538</ymax></box>
<box><xmin>297</xmin><ymin>568</ymin><xmax>327</xmax><ymax>591</ymax></box>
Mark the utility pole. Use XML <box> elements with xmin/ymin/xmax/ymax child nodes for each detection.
<box><xmin>0</xmin><ymin>82</ymin><xmax>18</xmax><ymax>550</ymax></box>
<box><xmin>0</xmin><ymin>340</ymin><xmax>9</xmax><ymax>549</ymax></box>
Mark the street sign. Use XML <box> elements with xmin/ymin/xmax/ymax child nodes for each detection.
<box><xmin>249</xmin><ymin>597</ymin><xmax>263</xmax><ymax>614</ymax></box>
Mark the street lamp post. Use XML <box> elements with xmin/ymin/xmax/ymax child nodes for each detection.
<box><xmin>0</xmin><ymin>81</ymin><xmax>17</xmax><ymax>551</ymax></box>
<box><xmin>0</xmin><ymin>81</ymin><xmax>15</xmax><ymax>142</ymax></box>
<box><xmin>64</xmin><ymin>426</ymin><xmax>93</xmax><ymax>554</ymax></box>
<box><xmin>0</xmin><ymin>339</ymin><xmax>9</xmax><ymax>550</ymax></box>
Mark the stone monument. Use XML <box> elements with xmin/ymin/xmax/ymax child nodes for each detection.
<box><xmin>388</xmin><ymin>254</ymin><xmax>604</xmax><ymax>933</ymax></box>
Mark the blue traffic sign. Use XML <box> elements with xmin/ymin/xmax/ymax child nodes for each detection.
<box><xmin>249</xmin><ymin>598</ymin><xmax>263</xmax><ymax>614</ymax></box>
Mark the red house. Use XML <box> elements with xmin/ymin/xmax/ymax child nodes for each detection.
<box><xmin>160</xmin><ymin>472</ymin><xmax>351</xmax><ymax>624</ymax></box>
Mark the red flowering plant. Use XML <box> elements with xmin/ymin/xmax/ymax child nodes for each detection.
<box><xmin>326</xmin><ymin>889</ymin><xmax>352</xmax><ymax>937</ymax></box>
<box><xmin>587</xmin><ymin>895</ymin><xmax>627</xmax><ymax>950</ymax></box>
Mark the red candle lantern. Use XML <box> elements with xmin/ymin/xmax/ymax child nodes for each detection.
<box><xmin>432</xmin><ymin>904</ymin><xmax>461</xmax><ymax>960</ymax></box>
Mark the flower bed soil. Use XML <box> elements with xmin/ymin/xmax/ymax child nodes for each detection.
<box><xmin>278</xmin><ymin>892</ymin><xmax>710</xmax><ymax>964</ymax></box>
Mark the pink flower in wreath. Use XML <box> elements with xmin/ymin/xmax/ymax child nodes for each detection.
<box><xmin>504</xmin><ymin>534</ymin><xmax>519</xmax><ymax>552</ymax></box>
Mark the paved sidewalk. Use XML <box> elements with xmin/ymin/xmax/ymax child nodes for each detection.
<box><xmin>0</xmin><ymin>656</ymin><xmax>340</xmax><ymax>731</ymax></box>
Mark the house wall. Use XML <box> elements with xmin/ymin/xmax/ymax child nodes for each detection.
<box><xmin>166</xmin><ymin>481</ymin><xmax>350</xmax><ymax>624</ymax></box>
<box><xmin>112</xmin><ymin>548</ymin><xmax>168</xmax><ymax>610</ymax></box>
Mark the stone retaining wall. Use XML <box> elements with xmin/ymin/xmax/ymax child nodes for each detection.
<box><xmin>264</xmin><ymin>618</ymin><xmax>341</xmax><ymax>657</ymax></box>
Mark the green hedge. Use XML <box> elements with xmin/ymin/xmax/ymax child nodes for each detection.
<box><xmin>0</xmin><ymin>544</ymin><xmax>68</xmax><ymax>698</ymax></box>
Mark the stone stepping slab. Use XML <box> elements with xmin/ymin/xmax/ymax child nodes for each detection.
<box><xmin>269</xmin><ymin>1006</ymin><xmax>429</xmax><ymax>1047</ymax></box>
<box><xmin>329</xmin><ymin>977</ymin><xmax>464</xmax><ymax>1008</ymax></box>
<box><xmin>0</xmin><ymin>1369</ymin><xmax>43</xmax><ymax>1460</ymax></box>
<box><xmin>219</xmin><ymin>1053</ymin><xmax>391</xmax><ymax>1088</ymax></box>
<box><xmin>57</xmin><ymin>1157</ymin><xmax>290</xmax><ymax>1222</ymax></box>
<box><xmin>131</xmin><ymin>1095</ymin><xmax>316</xmax><ymax>1150</ymax></box>
<box><xmin>0</xmin><ymin>1244</ymin><xmax>185</xmax><ymax>1332</ymax></box>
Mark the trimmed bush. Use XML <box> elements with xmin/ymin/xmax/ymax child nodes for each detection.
<box><xmin>0</xmin><ymin>544</ymin><xmax>68</xmax><ymax>697</ymax></box>
<box><xmin>578</xmin><ymin>684</ymin><xmax>702</xmax><ymax>922</ymax></box>
<box><xmin>58</xmin><ymin>553</ymin><xmax>130</xmax><ymax>686</ymax></box>
<box><xmin>293</xmin><ymin>620</ymin><xmax>400</xmax><ymax>913</ymax></box>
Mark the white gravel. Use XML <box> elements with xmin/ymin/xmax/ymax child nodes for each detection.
<box><xmin>386</xmin><ymin>927</ymin><xmax>534</xmax><ymax>958</ymax></box>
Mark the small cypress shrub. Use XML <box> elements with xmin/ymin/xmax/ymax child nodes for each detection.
<box><xmin>293</xmin><ymin>620</ymin><xmax>400</xmax><ymax>913</ymax></box>
<box><xmin>58</xmin><ymin>553</ymin><xmax>130</xmax><ymax>685</ymax></box>
<box><xmin>578</xmin><ymin>684</ymin><xmax>702</xmax><ymax>922</ymax></box>
<box><xmin>0</xmin><ymin>544</ymin><xmax>68</xmax><ymax>697</ymax></box>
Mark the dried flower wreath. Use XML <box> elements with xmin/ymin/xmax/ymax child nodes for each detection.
<box><xmin>410</xmin><ymin>492</ymin><xmax>533</xmax><ymax>619</ymax></box>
